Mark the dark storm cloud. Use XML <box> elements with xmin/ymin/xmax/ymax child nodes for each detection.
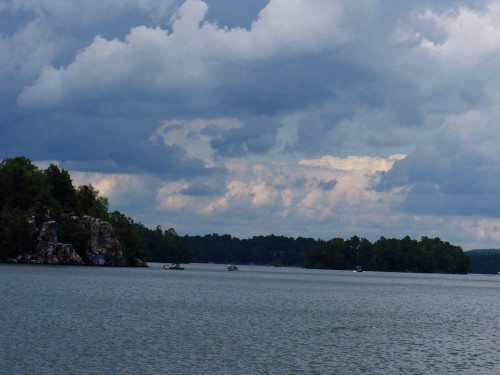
<box><xmin>1</xmin><ymin>109</ymin><xmax>213</xmax><ymax>178</ymax></box>
<box><xmin>3</xmin><ymin>1</ymin><xmax>498</xmax><ymax>173</ymax></box>
<box><xmin>4</xmin><ymin>0</ymin><xmax>497</xmax><ymax>163</ymax></box>
<box><xmin>62</xmin><ymin>138</ymin><xmax>212</xmax><ymax>178</ymax></box>
<box><xmin>2</xmin><ymin>0</ymin><xmax>438</xmax><ymax>169</ymax></box>
<box><xmin>377</xmin><ymin>107</ymin><xmax>500</xmax><ymax>216</ymax></box>
<box><xmin>180</xmin><ymin>175</ymin><xmax>228</xmax><ymax>196</ymax></box>
<box><xmin>318</xmin><ymin>180</ymin><xmax>337</xmax><ymax>191</ymax></box>
<box><xmin>211</xmin><ymin>117</ymin><xmax>281</xmax><ymax>157</ymax></box>
<box><xmin>4</xmin><ymin>0</ymin><xmax>500</xmax><ymax>249</ymax></box>
<box><xmin>204</xmin><ymin>0</ymin><xmax>268</xmax><ymax>28</ymax></box>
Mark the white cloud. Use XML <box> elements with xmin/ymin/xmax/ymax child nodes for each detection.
<box><xmin>156</xmin><ymin>117</ymin><xmax>241</xmax><ymax>164</ymax></box>
<box><xmin>249</xmin><ymin>0</ymin><xmax>351</xmax><ymax>55</ymax></box>
<box><xmin>15</xmin><ymin>0</ymin><xmax>362</xmax><ymax>110</ymax></box>
<box><xmin>299</xmin><ymin>154</ymin><xmax>406</xmax><ymax>172</ymax></box>
<box><xmin>70</xmin><ymin>172</ymin><xmax>160</xmax><ymax>209</ymax></box>
<box><xmin>418</xmin><ymin>5</ymin><xmax>500</xmax><ymax>66</ymax></box>
<box><xmin>153</xmin><ymin>154</ymin><xmax>407</xmax><ymax>237</ymax></box>
<box><xmin>378</xmin><ymin>88</ymin><xmax>500</xmax><ymax>219</ymax></box>
<box><xmin>0</xmin><ymin>19</ymin><xmax>56</xmax><ymax>84</ymax></box>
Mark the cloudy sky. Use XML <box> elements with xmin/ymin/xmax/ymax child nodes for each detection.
<box><xmin>3</xmin><ymin>0</ymin><xmax>500</xmax><ymax>250</ymax></box>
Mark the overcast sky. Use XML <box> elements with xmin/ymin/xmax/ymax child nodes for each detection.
<box><xmin>3</xmin><ymin>0</ymin><xmax>500</xmax><ymax>250</ymax></box>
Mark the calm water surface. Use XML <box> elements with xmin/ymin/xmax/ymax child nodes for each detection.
<box><xmin>1</xmin><ymin>263</ymin><xmax>500</xmax><ymax>374</ymax></box>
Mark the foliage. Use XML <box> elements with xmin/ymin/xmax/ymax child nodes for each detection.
<box><xmin>0</xmin><ymin>157</ymin><xmax>55</xmax><ymax>225</ymax></box>
<box><xmin>134</xmin><ymin>224</ymin><xmax>193</xmax><ymax>263</ymax></box>
<box><xmin>0</xmin><ymin>208</ymin><xmax>37</xmax><ymax>261</ymax></box>
<box><xmin>142</xmin><ymin>228</ymin><xmax>469</xmax><ymax>275</ymax></box>
<box><xmin>109</xmin><ymin>211</ymin><xmax>148</xmax><ymax>264</ymax></box>
<box><xmin>76</xmin><ymin>184</ymin><xmax>110</xmax><ymax>220</ymax></box>
<box><xmin>0</xmin><ymin>156</ymin><xmax>144</xmax><ymax>265</ymax></box>
<box><xmin>44</xmin><ymin>164</ymin><xmax>77</xmax><ymax>216</ymax></box>
<box><xmin>304</xmin><ymin>235</ymin><xmax>470</xmax><ymax>274</ymax></box>
<box><xmin>58</xmin><ymin>216</ymin><xmax>92</xmax><ymax>264</ymax></box>
<box><xmin>466</xmin><ymin>249</ymin><xmax>500</xmax><ymax>274</ymax></box>
<box><xmin>181</xmin><ymin>233</ymin><xmax>316</xmax><ymax>266</ymax></box>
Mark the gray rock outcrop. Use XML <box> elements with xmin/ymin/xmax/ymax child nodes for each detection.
<box><xmin>77</xmin><ymin>216</ymin><xmax>126</xmax><ymax>266</ymax></box>
<box><xmin>34</xmin><ymin>220</ymin><xmax>84</xmax><ymax>265</ymax></box>
<box><xmin>12</xmin><ymin>216</ymin><xmax>138</xmax><ymax>266</ymax></box>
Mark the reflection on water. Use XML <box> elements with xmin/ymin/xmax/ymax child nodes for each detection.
<box><xmin>1</xmin><ymin>263</ymin><xmax>500</xmax><ymax>374</ymax></box>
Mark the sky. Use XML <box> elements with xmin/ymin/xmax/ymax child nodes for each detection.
<box><xmin>2</xmin><ymin>0</ymin><xmax>500</xmax><ymax>250</ymax></box>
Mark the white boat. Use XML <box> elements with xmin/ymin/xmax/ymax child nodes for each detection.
<box><xmin>164</xmin><ymin>263</ymin><xmax>185</xmax><ymax>270</ymax></box>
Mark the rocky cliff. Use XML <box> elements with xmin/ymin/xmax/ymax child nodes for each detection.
<box><xmin>34</xmin><ymin>220</ymin><xmax>84</xmax><ymax>265</ymax></box>
<box><xmin>78</xmin><ymin>216</ymin><xmax>126</xmax><ymax>266</ymax></box>
<box><xmin>10</xmin><ymin>216</ymin><xmax>146</xmax><ymax>266</ymax></box>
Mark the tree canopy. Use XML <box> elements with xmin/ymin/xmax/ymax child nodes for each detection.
<box><xmin>304</xmin><ymin>235</ymin><xmax>469</xmax><ymax>274</ymax></box>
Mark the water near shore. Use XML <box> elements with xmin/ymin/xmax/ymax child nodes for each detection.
<box><xmin>2</xmin><ymin>263</ymin><xmax>500</xmax><ymax>374</ymax></box>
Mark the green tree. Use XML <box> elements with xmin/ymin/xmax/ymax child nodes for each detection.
<box><xmin>109</xmin><ymin>211</ymin><xmax>147</xmax><ymax>264</ymax></box>
<box><xmin>355</xmin><ymin>237</ymin><xmax>374</xmax><ymax>270</ymax></box>
<box><xmin>304</xmin><ymin>240</ymin><xmax>328</xmax><ymax>268</ymax></box>
<box><xmin>399</xmin><ymin>235</ymin><xmax>419</xmax><ymax>272</ymax></box>
<box><xmin>0</xmin><ymin>208</ymin><xmax>36</xmax><ymax>261</ymax></box>
<box><xmin>0</xmin><ymin>157</ymin><xmax>51</xmax><ymax>213</ymax></box>
<box><xmin>373</xmin><ymin>237</ymin><xmax>400</xmax><ymax>271</ymax></box>
<box><xmin>76</xmin><ymin>184</ymin><xmax>109</xmax><ymax>220</ymax></box>
<box><xmin>304</xmin><ymin>238</ymin><xmax>347</xmax><ymax>269</ymax></box>
<box><xmin>44</xmin><ymin>164</ymin><xmax>77</xmax><ymax>215</ymax></box>
<box><xmin>58</xmin><ymin>217</ymin><xmax>91</xmax><ymax>264</ymax></box>
<box><xmin>164</xmin><ymin>227</ymin><xmax>192</xmax><ymax>263</ymax></box>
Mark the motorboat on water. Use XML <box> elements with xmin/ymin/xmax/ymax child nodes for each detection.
<box><xmin>227</xmin><ymin>264</ymin><xmax>238</xmax><ymax>271</ymax></box>
<box><xmin>355</xmin><ymin>266</ymin><xmax>363</xmax><ymax>272</ymax></box>
<box><xmin>164</xmin><ymin>263</ymin><xmax>185</xmax><ymax>270</ymax></box>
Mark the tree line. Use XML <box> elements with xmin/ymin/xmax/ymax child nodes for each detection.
<box><xmin>303</xmin><ymin>235</ymin><xmax>469</xmax><ymax>274</ymax></box>
<box><xmin>172</xmin><ymin>233</ymin><xmax>469</xmax><ymax>274</ymax></box>
<box><xmin>180</xmin><ymin>233</ymin><xmax>317</xmax><ymax>266</ymax></box>
<box><xmin>466</xmin><ymin>249</ymin><xmax>500</xmax><ymax>274</ymax></box>
<box><xmin>0</xmin><ymin>156</ymin><xmax>471</xmax><ymax>273</ymax></box>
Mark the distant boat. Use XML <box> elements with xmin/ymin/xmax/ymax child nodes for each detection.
<box><xmin>164</xmin><ymin>263</ymin><xmax>185</xmax><ymax>270</ymax></box>
<box><xmin>227</xmin><ymin>264</ymin><xmax>239</xmax><ymax>271</ymax></box>
<box><xmin>355</xmin><ymin>266</ymin><xmax>363</xmax><ymax>273</ymax></box>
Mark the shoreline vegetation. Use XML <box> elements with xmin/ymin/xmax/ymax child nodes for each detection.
<box><xmin>0</xmin><ymin>156</ymin><xmax>480</xmax><ymax>274</ymax></box>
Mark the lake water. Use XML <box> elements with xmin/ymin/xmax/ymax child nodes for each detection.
<box><xmin>1</xmin><ymin>263</ymin><xmax>500</xmax><ymax>374</ymax></box>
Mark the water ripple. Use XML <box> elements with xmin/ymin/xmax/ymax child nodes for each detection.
<box><xmin>2</xmin><ymin>264</ymin><xmax>500</xmax><ymax>374</ymax></box>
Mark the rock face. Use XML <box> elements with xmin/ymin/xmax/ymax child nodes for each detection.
<box><xmin>77</xmin><ymin>216</ymin><xmax>126</xmax><ymax>266</ymax></box>
<box><xmin>35</xmin><ymin>220</ymin><xmax>84</xmax><ymax>265</ymax></box>
<box><xmin>13</xmin><ymin>216</ymin><xmax>134</xmax><ymax>266</ymax></box>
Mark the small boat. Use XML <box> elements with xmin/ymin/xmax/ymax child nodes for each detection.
<box><xmin>355</xmin><ymin>266</ymin><xmax>363</xmax><ymax>272</ymax></box>
<box><xmin>164</xmin><ymin>263</ymin><xmax>185</xmax><ymax>270</ymax></box>
<box><xmin>227</xmin><ymin>264</ymin><xmax>238</xmax><ymax>271</ymax></box>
